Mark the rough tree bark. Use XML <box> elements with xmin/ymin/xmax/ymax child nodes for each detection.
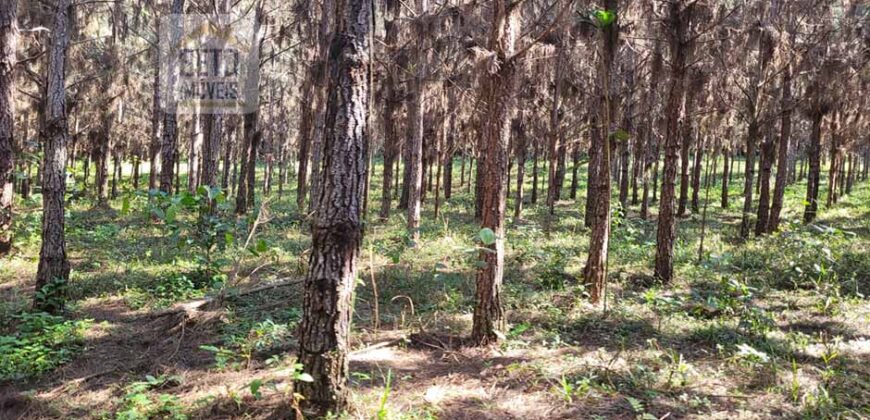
<box><xmin>297</xmin><ymin>78</ymin><xmax>315</xmax><ymax>210</ymax></box>
<box><xmin>584</xmin><ymin>0</ymin><xmax>618</xmax><ymax>304</ymax></box>
<box><xmin>148</xmin><ymin>16</ymin><xmax>161</xmax><ymax>192</ymax></box>
<box><xmin>406</xmin><ymin>0</ymin><xmax>427</xmax><ymax>244</ymax></box>
<box><xmin>739</xmin><ymin>118</ymin><xmax>759</xmax><ymax>238</ymax></box>
<box><xmin>721</xmin><ymin>143</ymin><xmax>730</xmax><ymax>208</ymax></box>
<box><xmin>378</xmin><ymin>1</ymin><xmax>400</xmax><ymax>220</ymax></box>
<box><xmin>471</xmin><ymin>0</ymin><xmax>518</xmax><ymax>346</ymax></box>
<box><xmin>34</xmin><ymin>0</ymin><xmax>72</xmax><ymax>313</ymax></box>
<box><xmin>755</xmin><ymin>127</ymin><xmax>775</xmax><ymax>236</ymax></box>
<box><xmin>234</xmin><ymin>6</ymin><xmax>263</xmax><ymax>214</ymax></box>
<box><xmin>547</xmin><ymin>43</ymin><xmax>565</xmax><ymax>217</ymax></box>
<box><xmin>296</xmin><ymin>0</ymin><xmax>370</xmax><ymax>413</ymax></box>
<box><xmin>690</xmin><ymin>135</ymin><xmax>704</xmax><ymax>213</ymax></box>
<box><xmin>513</xmin><ymin>116</ymin><xmax>526</xmax><ymax>219</ymax></box>
<box><xmin>159</xmin><ymin>0</ymin><xmax>185</xmax><ymax>193</ymax></box>
<box><xmin>654</xmin><ymin>0</ymin><xmax>692</xmax><ymax>283</ymax></box>
<box><xmin>0</xmin><ymin>0</ymin><xmax>17</xmax><ymax>256</ymax></box>
<box><xmin>803</xmin><ymin>112</ymin><xmax>823</xmax><ymax>223</ymax></box>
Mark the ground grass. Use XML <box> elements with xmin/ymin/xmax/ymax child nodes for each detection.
<box><xmin>0</xmin><ymin>157</ymin><xmax>867</xmax><ymax>419</ymax></box>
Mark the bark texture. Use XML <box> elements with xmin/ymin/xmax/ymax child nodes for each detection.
<box><xmin>296</xmin><ymin>0</ymin><xmax>370</xmax><ymax>413</ymax></box>
<box><xmin>654</xmin><ymin>0</ymin><xmax>692</xmax><ymax>282</ymax></box>
<box><xmin>159</xmin><ymin>0</ymin><xmax>185</xmax><ymax>193</ymax></box>
<box><xmin>34</xmin><ymin>0</ymin><xmax>73</xmax><ymax>313</ymax></box>
<box><xmin>471</xmin><ymin>0</ymin><xmax>517</xmax><ymax>345</ymax></box>
<box><xmin>584</xmin><ymin>0</ymin><xmax>618</xmax><ymax>304</ymax></box>
<box><xmin>0</xmin><ymin>0</ymin><xmax>17</xmax><ymax>255</ymax></box>
<box><xmin>768</xmin><ymin>67</ymin><xmax>792</xmax><ymax>232</ymax></box>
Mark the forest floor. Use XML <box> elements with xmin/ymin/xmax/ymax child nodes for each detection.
<box><xmin>1</xmin><ymin>161</ymin><xmax>868</xmax><ymax>419</ymax></box>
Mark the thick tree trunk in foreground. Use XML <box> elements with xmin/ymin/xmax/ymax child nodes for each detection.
<box><xmin>34</xmin><ymin>0</ymin><xmax>72</xmax><ymax>313</ymax></box>
<box><xmin>472</xmin><ymin>0</ymin><xmax>517</xmax><ymax>346</ymax></box>
<box><xmin>584</xmin><ymin>0</ymin><xmax>618</xmax><ymax>304</ymax></box>
<box><xmin>654</xmin><ymin>0</ymin><xmax>691</xmax><ymax>283</ymax></box>
<box><xmin>0</xmin><ymin>0</ymin><xmax>17</xmax><ymax>256</ymax></box>
<box><xmin>296</xmin><ymin>0</ymin><xmax>370</xmax><ymax>413</ymax></box>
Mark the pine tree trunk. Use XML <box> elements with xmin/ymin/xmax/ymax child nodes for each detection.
<box><xmin>201</xmin><ymin>113</ymin><xmax>222</xmax><ymax>191</ymax></box>
<box><xmin>148</xmin><ymin>22</ymin><xmax>161</xmax><ymax>193</ymax></box>
<box><xmin>845</xmin><ymin>153</ymin><xmax>853</xmax><ymax>195</ymax></box>
<box><xmin>618</xmin><ymin>137</ymin><xmax>630</xmax><ymax>209</ymax></box>
<box><xmin>95</xmin><ymin>129</ymin><xmax>110</xmax><ymax>205</ymax></box>
<box><xmin>221</xmin><ymin>127</ymin><xmax>232</xmax><ymax>191</ymax></box>
<box><xmin>188</xmin><ymin>110</ymin><xmax>201</xmax><ymax>191</ymax></box>
<box><xmin>531</xmin><ymin>145</ymin><xmax>539</xmax><ymax>204</ymax></box>
<box><xmin>585</xmin><ymin>0</ymin><xmax>618</xmax><ymax>303</ymax></box>
<box><xmin>34</xmin><ymin>0</ymin><xmax>72</xmax><ymax>313</ymax></box>
<box><xmin>739</xmin><ymin>119</ymin><xmax>758</xmax><ymax>238</ymax></box>
<box><xmin>378</xmin><ymin>7</ymin><xmax>399</xmax><ymax>220</ymax></box>
<box><xmin>296</xmin><ymin>0</ymin><xmax>370</xmax><ymax>412</ymax></box>
<box><xmin>570</xmin><ymin>144</ymin><xmax>580</xmax><ymax>200</ymax></box>
<box><xmin>132</xmin><ymin>154</ymin><xmax>140</xmax><ymax>191</ymax></box>
<box><xmin>246</xmin><ymin>131</ymin><xmax>259</xmax><ymax>208</ymax></box>
<box><xmin>827</xmin><ymin>112</ymin><xmax>841</xmax><ymax>207</ymax></box>
<box><xmin>547</xmin><ymin>45</ymin><xmax>565</xmax><ymax>216</ymax></box>
<box><xmin>804</xmin><ymin>112</ymin><xmax>823</xmax><ymax>223</ymax></box>
<box><xmin>235</xmin><ymin>113</ymin><xmax>256</xmax><ymax>213</ymax></box>
<box><xmin>471</xmin><ymin>0</ymin><xmax>517</xmax><ymax>346</ymax></box>
<box><xmin>513</xmin><ymin>118</ymin><xmax>526</xmax><ymax>219</ymax></box>
<box><xmin>690</xmin><ymin>137</ymin><xmax>704</xmax><ymax>213</ymax></box>
<box><xmin>677</xmin><ymin>87</ymin><xmax>699</xmax><ymax>216</ymax></box>
<box><xmin>768</xmin><ymin>67</ymin><xmax>792</xmax><ymax>232</ymax></box>
<box><xmin>296</xmin><ymin>79</ymin><xmax>314</xmax><ymax>209</ymax></box>
<box><xmin>0</xmin><ymin>0</ymin><xmax>16</xmax><ymax>256</ymax></box>
<box><xmin>654</xmin><ymin>0</ymin><xmax>691</xmax><ymax>283</ymax></box>
<box><xmin>406</xmin><ymin>4</ymin><xmax>426</xmax><ymax>243</ymax></box>
<box><xmin>111</xmin><ymin>150</ymin><xmax>120</xmax><ymax>199</ymax></box>
<box><xmin>721</xmin><ymin>147</ymin><xmax>730</xmax><ymax>208</ymax></box>
<box><xmin>755</xmin><ymin>132</ymin><xmax>775</xmax><ymax>236</ymax></box>
<box><xmin>159</xmin><ymin>0</ymin><xmax>185</xmax><ymax>194</ymax></box>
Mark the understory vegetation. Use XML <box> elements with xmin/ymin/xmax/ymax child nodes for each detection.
<box><xmin>1</xmin><ymin>160</ymin><xmax>867</xmax><ymax>419</ymax></box>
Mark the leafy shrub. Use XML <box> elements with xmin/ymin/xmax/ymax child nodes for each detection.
<box><xmin>149</xmin><ymin>186</ymin><xmax>238</xmax><ymax>278</ymax></box>
<box><xmin>116</xmin><ymin>374</ymin><xmax>186</xmax><ymax>419</ymax></box>
<box><xmin>0</xmin><ymin>312</ymin><xmax>92</xmax><ymax>381</ymax></box>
